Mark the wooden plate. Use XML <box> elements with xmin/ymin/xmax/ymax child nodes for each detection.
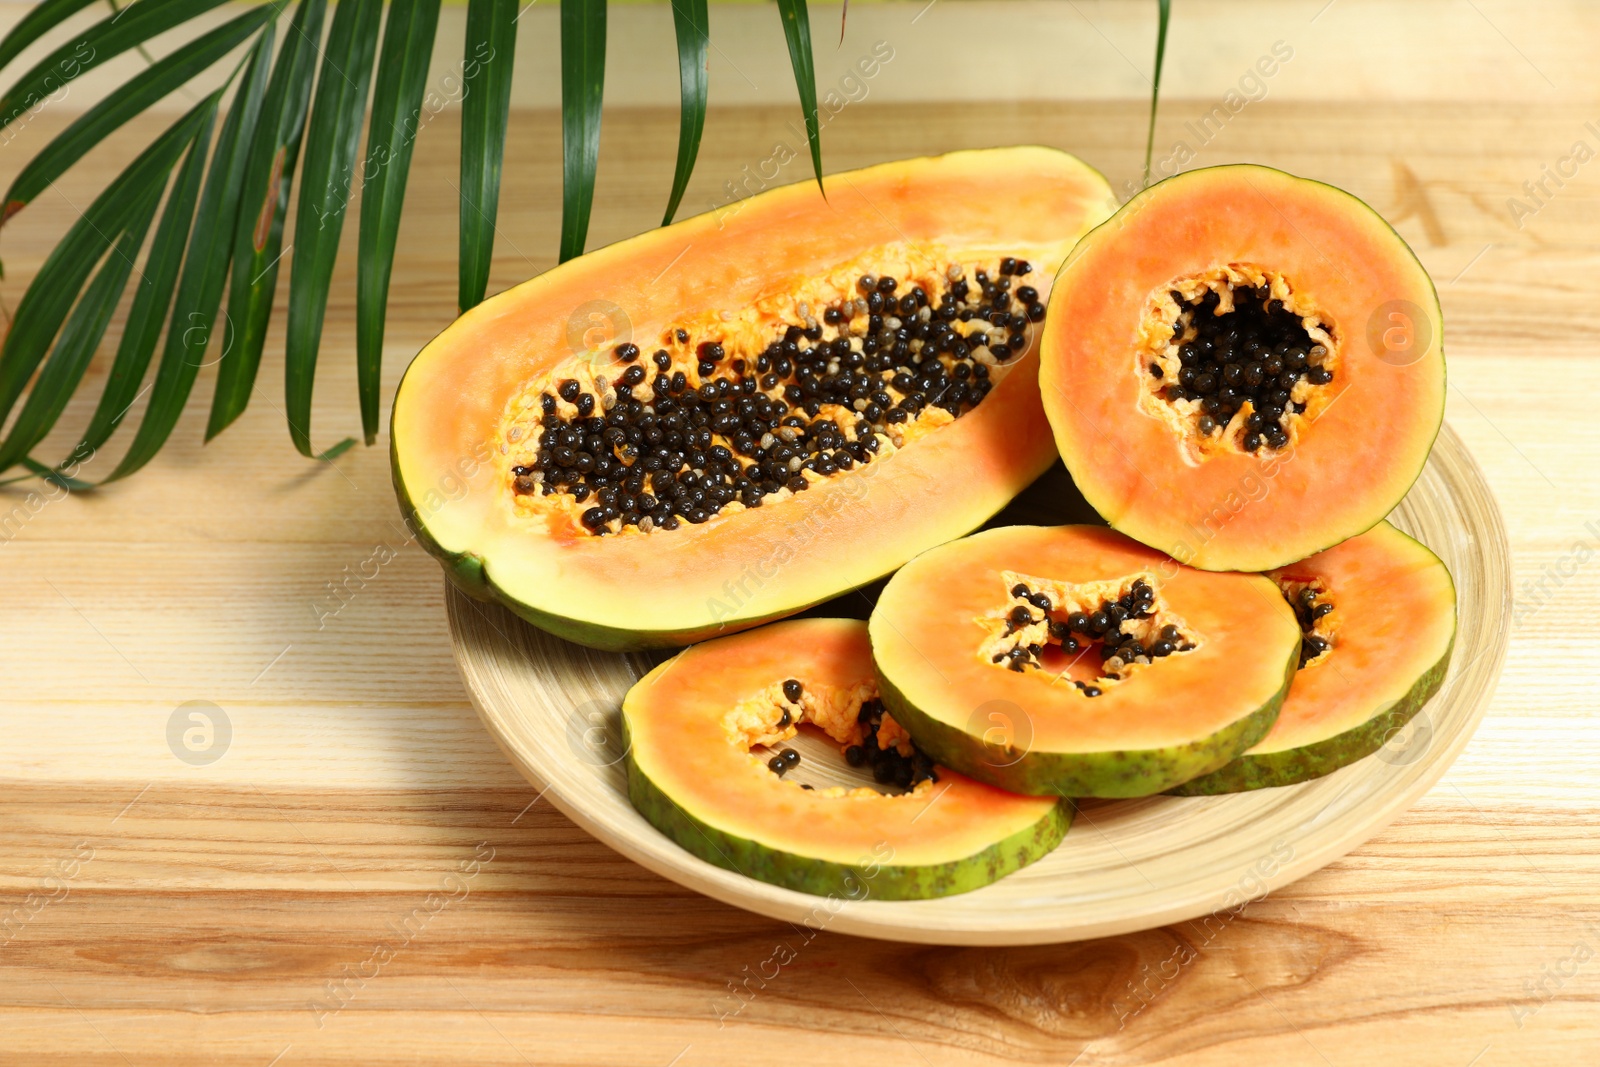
<box><xmin>447</xmin><ymin>423</ymin><xmax>1510</xmax><ymax>945</ymax></box>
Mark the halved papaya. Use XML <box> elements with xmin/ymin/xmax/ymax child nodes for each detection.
<box><xmin>1171</xmin><ymin>521</ymin><xmax>1455</xmax><ymax>794</ymax></box>
<box><xmin>622</xmin><ymin>618</ymin><xmax>1071</xmax><ymax>899</ymax></box>
<box><xmin>870</xmin><ymin>525</ymin><xmax>1301</xmax><ymax>798</ymax></box>
<box><xmin>1040</xmin><ymin>164</ymin><xmax>1445</xmax><ymax>571</ymax></box>
<box><xmin>392</xmin><ymin>148</ymin><xmax>1117</xmax><ymax>650</ymax></box>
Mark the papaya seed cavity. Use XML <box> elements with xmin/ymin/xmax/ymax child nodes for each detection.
<box><xmin>980</xmin><ymin>570</ymin><xmax>1200</xmax><ymax>695</ymax></box>
<box><xmin>502</xmin><ymin>250</ymin><xmax>1045</xmax><ymax>537</ymax></box>
<box><xmin>1138</xmin><ymin>265</ymin><xmax>1338</xmax><ymax>459</ymax></box>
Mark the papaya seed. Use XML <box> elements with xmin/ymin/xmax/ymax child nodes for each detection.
<box><xmin>512</xmin><ymin>260</ymin><xmax>1037</xmax><ymax>535</ymax></box>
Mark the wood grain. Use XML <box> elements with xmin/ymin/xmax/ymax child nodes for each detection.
<box><xmin>1</xmin><ymin>86</ymin><xmax>1597</xmax><ymax>1063</ymax></box>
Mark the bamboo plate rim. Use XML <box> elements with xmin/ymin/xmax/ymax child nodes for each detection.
<box><xmin>446</xmin><ymin>422</ymin><xmax>1510</xmax><ymax>945</ymax></box>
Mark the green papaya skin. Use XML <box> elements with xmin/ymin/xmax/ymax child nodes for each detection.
<box><xmin>393</xmin><ymin>435</ymin><xmax>947</xmax><ymax>652</ymax></box>
<box><xmin>1168</xmin><ymin>635</ymin><xmax>1454</xmax><ymax>795</ymax></box>
<box><xmin>625</xmin><ymin>723</ymin><xmax>1073</xmax><ymax>900</ymax></box>
<box><xmin>875</xmin><ymin>639</ymin><xmax>1298</xmax><ymax>799</ymax></box>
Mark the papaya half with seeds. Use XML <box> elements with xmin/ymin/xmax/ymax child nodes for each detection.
<box><xmin>1170</xmin><ymin>521</ymin><xmax>1456</xmax><ymax>794</ymax></box>
<box><xmin>392</xmin><ymin>148</ymin><xmax>1117</xmax><ymax>651</ymax></box>
<box><xmin>1040</xmin><ymin>164</ymin><xmax>1446</xmax><ymax>572</ymax></box>
<box><xmin>622</xmin><ymin>618</ymin><xmax>1071</xmax><ymax>899</ymax></box>
<box><xmin>870</xmin><ymin>525</ymin><xmax>1301</xmax><ymax>798</ymax></box>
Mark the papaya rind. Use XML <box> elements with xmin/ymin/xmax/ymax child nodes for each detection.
<box><xmin>874</xmin><ymin>636</ymin><xmax>1299</xmax><ymax>799</ymax></box>
<box><xmin>391</xmin><ymin>433</ymin><xmax>787</xmax><ymax>650</ymax></box>
<box><xmin>1168</xmin><ymin>629</ymin><xmax>1456</xmax><ymax>795</ymax></box>
<box><xmin>624</xmin><ymin>721</ymin><xmax>1073</xmax><ymax>900</ymax></box>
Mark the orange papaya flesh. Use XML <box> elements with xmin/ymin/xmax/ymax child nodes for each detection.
<box><xmin>1040</xmin><ymin>164</ymin><xmax>1445</xmax><ymax>572</ymax></box>
<box><xmin>870</xmin><ymin>525</ymin><xmax>1301</xmax><ymax>798</ymax></box>
<box><xmin>392</xmin><ymin>147</ymin><xmax>1117</xmax><ymax>650</ymax></box>
<box><xmin>1171</xmin><ymin>521</ymin><xmax>1456</xmax><ymax>794</ymax></box>
<box><xmin>622</xmin><ymin>618</ymin><xmax>1071</xmax><ymax>899</ymax></box>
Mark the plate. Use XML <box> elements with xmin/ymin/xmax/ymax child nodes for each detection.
<box><xmin>446</xmin><ymin>424</ymin><xmax>1510</xmax><ymax>945</ymax></box>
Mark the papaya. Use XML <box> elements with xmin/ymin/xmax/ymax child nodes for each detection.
<box><xmin>870</xmin><ymin>525</ymin><xmax>1301</xmax><ymax>798</ymax></box>
<box><xmin>622</xmin><ymin>618</ymin><xmax>1071</xmax><ymax>899</ymax></box>
<box><xmin>391</xmin><ymin>148</ymin><xmax>1117</xmax><ymax>651</ymax></box>
<box><xmin>1039</xmin><ymin>164</ymin><xmax>1445</xmax><ymax>571</ymax></box>
<box><xmin>1171</xmin><ymin>521</ymin><xmax>1455</xmax><ymax>793</ymax></box>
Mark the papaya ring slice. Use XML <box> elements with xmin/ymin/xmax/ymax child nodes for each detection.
<box><xmin>1041</xmin><ymin>164</ymin><xmax>1445</xmax><ymax>571</ymax></box>
<box><xmin>623</xmin><ymin>618</ymin><xmax>1070</xmax><ymax>899</ymax></box>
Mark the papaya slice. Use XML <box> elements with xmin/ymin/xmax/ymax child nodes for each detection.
<box><xmin>1171</xmin><ymin>521</ymin><xmax>1456</xmax><ymax>794</ymax></box>
<box><xmin>1040</xmin><ymin>164</ymin><xmax>1445</xmax><ymax>571</ymax></box>
<box><xmin>870</xmin><ymin>525</ymin><xmax>1301</xmax><ymax>798</ymax></box>
<box><xmin>392</xmin><ymin>148</ymin><xmax>1117</xmax><ymax>650</ymax></box>
<box><xmin>622</xmin><ymin>618</ymin><xmax>1071</xmax><ymax>899</ymax></box>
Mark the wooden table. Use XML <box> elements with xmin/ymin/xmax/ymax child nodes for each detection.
<box><xmin>3</xmin><ymin>77</ymin><xmax>1598</xmax><ymax>1067</ymax></box>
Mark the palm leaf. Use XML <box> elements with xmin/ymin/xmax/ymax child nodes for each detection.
<box><xmin>283</xmin><ymin>0</ymin><xmax>383</xmax><ymax>458</ymax></box>
<box><xmin>0</xmin><ymin>100</ymin><xmax>209</xmax><ymax>439</ymax></box>
<box><xmin>111</xmin><ymin>29</ymin><xmax>279</xmax><ymax>480</ymax></box>
<box><xmin>0</xmin><ymin>0</ymin><xmax>234</xmax><ymax>134</ymax></box>
<box><xmin>774</xmin><ymin>0</ymin><xmax>822</xmax><ymax>194</ymax></box>
<box><xmin>58</xmin><ymin>104</ymin><xmax>215</xmax><ymax>467</ymax></box>
<box><xmin>207</xmin><ymin>0</ymin><xmax>324</xmax><ymax>439</ymax></box>
<box><xmin>0</xmin><ymin>0</ymin><xmax>1081</xmax><ymax>485</ymax></box>
<box><xmin>0</xmin><ymin>181</ymin><xmax>163</xmax><ymax>471</ymax></box>
<box><xmin>17</xmin><ymin>456</ymin><xmax>95</xmax><ymax>491</ymax></box>
<box><xmin>1142</xmin><ymin>0</ymin><xmax>1171</xmax><ymax>187</ymax></box>
<box><xmin>662</xmin><ymin>0</ymin><xmax>708</xmax><ymax>225</ymax></box>
<box><xmin>1</xmin><ymin>5</ymin><xmax>273</xmax><ymax>225</ymax></box>
<box><xmin>560</xmin><ymin>0</ymin><xmax>607</xmax><ymax>263</ymax></box>
<box><xmin>356</xmin><ymin>0</ymin><xmax>442</xmax><ymax>444</ymax></box>
<box><xmin>0</xmin><ymin>0</ymin><xmax>100</xmax><ymax>75</ymax></box>
<box><xmin>110</xmin><ymin>78</ymin><xmax>276</xmax><ymax>482</ymax></box>
<box><xmin>457</xmin><ymin>0</ymin><xmax>518</xmax><ymax>312</ymax></box>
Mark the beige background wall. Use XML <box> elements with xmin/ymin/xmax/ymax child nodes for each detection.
<box><xmin>0</xmin><ymin>0</ymin><xmax>1585</xmax><ymax>120</ymax></box>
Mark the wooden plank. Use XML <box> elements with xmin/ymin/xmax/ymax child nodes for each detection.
<box><xmin>1</xmin><ymin>785</ymin><xmax>1595</xmax><ymax>1066</ymax></box>
<box><xmin>0</xmin><ymin>97</ymin><xmax>1595</xmax><ymax>1063</ymax></box>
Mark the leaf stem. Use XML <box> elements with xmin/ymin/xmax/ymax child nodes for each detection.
<box><xmin>104</xmin><ymin>0</ymin><xmax>161</xmax><ymax>70</ymax></box>
<box><xmin>1142</xmin><ymin>0</ymin><xmax>1171</xmax><ymax>189</ymax></box>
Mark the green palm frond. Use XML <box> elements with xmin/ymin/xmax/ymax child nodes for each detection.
<box><xmin>284</xmin><ymin>0</ymin><xmax>382</xmax><ymax>458</ymax></box>
<box><xmin>110</xmin><ymin>80</ymin><xmax>247</xmax><ymax>482</ymax></box>
<box><xmin>0</xmin><ymin>170</ymin><xmax>163</xmax><ymax>471</ymax></box>
<box><xmin>0</xmin><ymin>100</ymin><xmax>212</xmax><ymax>424</ymax></box>
<box><xmin>1143</xmin><ymin>0</ymin><xmax>1171</xmax><ymax>187</ymax></box>
<box><xmin>457</xmin><ymin>0</ymin><xmax>516</xmax><ymax>311</ymax></box>
<box><xmin>63</xmin><ymin>108</ymin><xmax>212</xmax><ymax>469</ymax></box>
<box><xmin>0</xmin><ymin>0</ymin><xmax>236</xmax><ymax>129</ymax></box>
<box><xmin>208</xmin><ymin>0</ymin><xmax>320</xmax><ymax>440</ymax></box>
<box><xmin>663</xmin><ymin>0</ymin><xmax>708</xmax><ymax>225</ymax></box>
<box><xmin>2</xmin><ymin>5</ymin><xmax>271</xmax><ymax>220</ymax></box>
<box><xmin>0</xmin><ymin>0</ymin><xmax>100</xmax><ymax>75</ymax></box>
<box><xmin>559</xmin><ymin>0</ymin><xmax>607</xmax><ymax>263</ymax></box>
<box><xmin>775</xmin><ymin>0</ymin><xmax>822</xmax><ymax>194</ymax></box>
<box><xmin>357</xmin><ymin>0</ymin><xmax>442</xmax><ymax>442</ymax></box>
<box><xmin>0</xmin><ymin>0</ymin><xmax>1173</xmax><ymax>487</ymax></box>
